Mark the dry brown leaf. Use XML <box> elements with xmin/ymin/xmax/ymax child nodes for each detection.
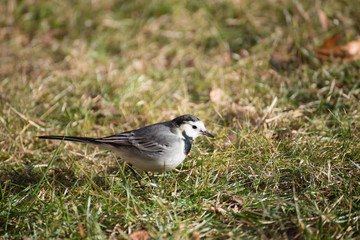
<box><xmin>191</xmin><ymin>231</ymin><xmax>200</xmax><ymax>240</ymax></box>
<box><xmin>132</xmin><ymin>59</ymin><xmax>147</xmax><ymax>72</ymax></box>
<box><xmin>346</xmin><ymin>40</ymin><xmax>360</xmax><ymax>55</ymax></box>
<box><xmin>319</xmin><ymin>34</ymin><xmax>339</xmax><ymax>48</ymax></box>
<box><xmin>78</xmin><ymin>223</ymin><xmax>86</xmax><ymax>238</ymax></box>
<box><xmin>223</xmin><ymin>134</ymin><xmax>237</xmax><ymax>149</ymax></box>
<box><xmin>129</xmin><ymin>230</ymin><xmax>150</xmax><ymax>240</ymax></box>
<box><xmin>209</xmin><ymin>88</ymin><xmax>224</xmax><ymax>104</ymax></box>
<box><xmin>315</xmin><ymin>34</ymin><xmax>360</xmax><ymax>62</ymax></box>
<box><xmin>317</xmin><ymin>10</ymin><xmax>328</xmax><ymax>31</ymax></box>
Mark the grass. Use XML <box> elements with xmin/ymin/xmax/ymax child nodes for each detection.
<box><xmin>1</xmin><ymin>0</ymin><xmax>360</xmax><ymax>239</ymax></box>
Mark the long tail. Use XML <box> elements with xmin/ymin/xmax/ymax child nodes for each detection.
<box><xmin>38</xmin><ymin>136</ymin><xmax>100</xmax><ymax>144</ymax></box>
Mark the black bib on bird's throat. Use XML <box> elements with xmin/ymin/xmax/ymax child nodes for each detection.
<box><xmin>182</xmin><ymin>131</ymin><xmax>193</xmax><ymax>155</ymax></box>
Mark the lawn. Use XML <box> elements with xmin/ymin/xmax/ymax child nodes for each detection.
<box><xmin>1</xmin><ymin>0</ymin><xmax>359</xmax><ymax>239</ymax></box>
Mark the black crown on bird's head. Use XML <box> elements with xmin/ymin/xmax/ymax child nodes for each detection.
<box><xmin>172</xmin><ymin>114</ymin><xmax>200</xmax><ymax>126</ymax></box>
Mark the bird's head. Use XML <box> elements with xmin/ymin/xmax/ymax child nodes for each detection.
<box><xmin>172</xmin><ymin>114</ymin><xmax>215</xmax><ymax>139</ymax></box>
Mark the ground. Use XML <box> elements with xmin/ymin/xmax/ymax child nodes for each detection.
<box><xmin>1</xmin><ymin>0</ymin><xmax>359</xmax><ymax>239</ymax></box>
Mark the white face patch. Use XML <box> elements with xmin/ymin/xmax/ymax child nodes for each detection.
<box><xmin>179</xmin><ymin>120</ymin><xmax>207</xmax><ymax>139</ymax></box>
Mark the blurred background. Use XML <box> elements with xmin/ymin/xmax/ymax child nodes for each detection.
<box><xmin>1</xmin><ymin>0</ymin><xmax>360</xmax><ymax>239</ymax></box>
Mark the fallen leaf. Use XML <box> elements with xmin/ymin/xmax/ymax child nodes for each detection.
<box><xmin>78</xmin><ymin>223</ymin><xmax>86</xmax><ymax>238</ymax></box>
<box><xmin>318</xmin><ymin>34</ymin><xmax>339</xmax><ymax>48</ymax></box>
<box><xmin>129</xmin><ymin>230</ymin><xmax>150</xmax><ymax>240</ymax></box>
<box><xmin>132</xmin><ymin>59</ymin><xmax>147</xmax><ymax>72</ymax></box>
<box><xmin>346</xmin><ymin>40</ymin><xmax>360</xmax><ymax>55</ymax></box>
<box><xmin>209</xmin><ymin>88</ymin><xmax>224</xmax><ymax>104</ymax></box>
<box><xmin>317</xmin><ymin>9</ymin><xmax>328</xmax><ymax>31</ymax></box>
<box><xmin>315</xmin><ymin>34</ymin><xmax>360</xmax><ymax>62</ymax></box>
<box><xmin>191</xmin><ymin>231</ymin><xmax>200</xmax><ymax>240</ymax></box>
<box><xmin>223</xmin><ymin>134</ymin><xmax>237</xmax><ymax>148</ymax></box>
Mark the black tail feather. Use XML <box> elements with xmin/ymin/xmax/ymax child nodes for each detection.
<box><xmin>38</xmin><ymin>136</ymin><xmax>99</xmax><ymax>144</ymax></box>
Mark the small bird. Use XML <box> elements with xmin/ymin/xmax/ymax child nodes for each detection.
<box><xmin>39</xmin><ymin>114</ymin><xmax>215</xmax><ymax>173</ymax></box>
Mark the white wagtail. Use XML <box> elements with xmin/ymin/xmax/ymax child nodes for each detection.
<box><xmin>39</xmin><ymin>114</ymin><xmax>215</xmax><ymax>173</ymax></box>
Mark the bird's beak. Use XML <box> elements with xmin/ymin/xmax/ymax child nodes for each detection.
<box><xmin>202</xmin><ymin>130</ymin><xmax>215</xmax><ymax>139</ymax></box>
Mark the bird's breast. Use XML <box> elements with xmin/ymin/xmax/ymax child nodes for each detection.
<box><xmin>159</xmin><ymin>139</ymin><xmax>187</xmax><ymax>171</ymax></box>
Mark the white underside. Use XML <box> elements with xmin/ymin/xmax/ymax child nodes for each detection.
<box><xmin>106</xmin><ymin>138</ymin><xmax>187</xmax><ymax>172</ymax></box>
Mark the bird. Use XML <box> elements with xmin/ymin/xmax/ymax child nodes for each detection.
<box><xmin>39</xmin><ymin>114</ymin><xmax>215</xmax><ymax>173</ymax></box>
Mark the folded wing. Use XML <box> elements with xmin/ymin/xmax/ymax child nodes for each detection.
<box><xmin>98</xmin><ymin>131</ymin><xmax>167</xmax><ymax>152</ymax></box>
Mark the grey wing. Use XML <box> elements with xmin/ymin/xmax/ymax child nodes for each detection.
<box><xmin>97</xmin><ymin>131</ymin><xmax>167</xmax><ymax>152</ymax></box>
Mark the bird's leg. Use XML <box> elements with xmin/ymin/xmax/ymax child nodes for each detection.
<box><xmin>127</xmin><ymin>164</ymin><xmax>143</xmax><ymax>187</ymax></box>
<box><xmin>145</xmin><ymin>171</ymin><xmax>154</xmax><ymax>182</ymax></box>
<box><xmin>145</xmin><ymin>171</ymin><xmax>158</xmax><ymax>187</ymax></box>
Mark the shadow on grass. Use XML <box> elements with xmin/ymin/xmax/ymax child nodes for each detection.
<box><xmin>0</xmin><ymin>164</ymin><xmax>138</xmax><ymax>194</ymax></box>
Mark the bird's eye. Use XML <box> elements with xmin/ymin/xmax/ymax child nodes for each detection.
<box><xmin>192</xmin><ymin>125</ymin><xmax>197</xmax><ymax>129</ymax></box>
